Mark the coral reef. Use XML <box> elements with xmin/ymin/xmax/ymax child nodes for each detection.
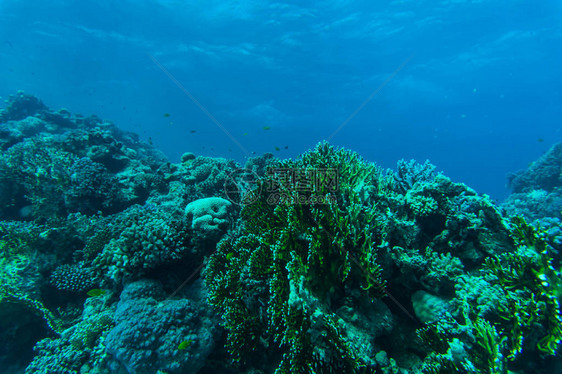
<box><xmin>88</xmin><ymin>203</ymin><xmax>192</xmax><ymax>285</ymax></box>
<box><xmin>1</xmin><ymin>93</ymin><xmax>560</xmax><ymax>374</ymax></box>
<box><xmin>503</xmin><ymin>142</ymin><xmax>562</xmax><ymax>220</ymax></box>
<box><xmin>104</xmin><ymin>280</ymin><xmax>219</xmax><ymax>374</ymax></box>
<box><xmin>0</xmin><ymin>93</ymin><xmax>167</xmax><ymax>221</ymax></box>
<box><xmin>204</xmin><ymin>142</ymin><xmax>554</xmax><ymax>373</ymax></box>
<box><xmin>508</xmin><ymin>143</ymin><xmax>562</xmax><ymax>193</ymax></box>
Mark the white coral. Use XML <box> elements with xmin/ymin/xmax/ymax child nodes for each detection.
<box><xmin>185</xmin><ymin>197</ymin><xmax>232</xmax><ymax>239</ymax></box>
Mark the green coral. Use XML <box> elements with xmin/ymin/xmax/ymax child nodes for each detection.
<box><xmin>417</xmin><ymin>317</ymin><xmax>507</xmax><ymax>374</ymax></box>
<box><xmin>206</xmin><ymin>142</ymin><xmax>388</xmax><ymax>372</ymax></box>
<box><xmin>483</xmin><ymin>216</ymin><xmax>562</xmax><ymax>358</ymax></box>
<box><xmin>423</xmin><ymin>215</ymin><xmax>562</xmax><ymax>373</ymax></box>
<box><xmin>471</xmin><ymin>318</ymin><xmax>506</xmax><ymax>373</ymax></box>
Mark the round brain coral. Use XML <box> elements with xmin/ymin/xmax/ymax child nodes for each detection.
<box><xmin>185</xmin><ymin>197</ymin><xmax>233</xmax><ymax>240</ymax></box>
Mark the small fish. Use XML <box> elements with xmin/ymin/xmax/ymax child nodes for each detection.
<box><xmin>275</xmin><ymin>147</ymin><xmax>280</xmax><ymax>151</ymax></box>
<box><xmin>148</xmin><ymin>137</ymin><xmax>153</xmax><ymax>145</ymax></box>
<box><xmin>163</xmin><ymin>113</ymin><xmax>171</xmax><ymax>118</ymax></box>
<box><xmin>243</xmin><ymin>132</ymin><xmax>248</xmax><ymax>136</ymax></box>
<box><xmin>538</xmin><ymin>138</ymin><xmax>544</xmax><ymax>143</ymax></box>
<box><xmin>178</xmin><ymin>340</ymin><xmax>193</xmax><ymax>350</ymax></box>
<box><xmin>87</xmin><ymin>289</ymin><xmax>106</xmax><ymax>297</ymax></box>
<box><xmin>190</xmin><ymin>130</ymin><xmax>196</xmax><ymax>134</ymax></box>
<box><xmin>263</xmin><ymin>126</ymin><xmax>271</xmax><ymax>130</ymax></box>
<box><xmin>284</xmin><ymin>146</ymin><xmax>288</xmax><ymax>150</ymax></box>
<box><xmin>226</xmin><ymin>252</ymin><xmax>234</xmax><ymax>261</ymax></box>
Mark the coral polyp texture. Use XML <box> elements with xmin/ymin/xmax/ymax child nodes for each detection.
<box><xmin>0</xmin><ymin>93</ymin><xmax>561</xmax><ymax>373</ymax></box>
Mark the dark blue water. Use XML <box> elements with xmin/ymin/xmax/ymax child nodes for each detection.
<box><xmin>1</xmin><ymin>0</ymin><xmax>561</xmax><ymax>200</ymax></box>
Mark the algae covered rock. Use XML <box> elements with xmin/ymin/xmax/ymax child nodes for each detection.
<box><xmin>104</xmin><ymin>279</ymin><xmax>219</xmax><ymax>374</ymax></box>
<box><xmin>411</xmin><ymin>290</ymin><xmax>450</xmax><ymax>324</ymax></box>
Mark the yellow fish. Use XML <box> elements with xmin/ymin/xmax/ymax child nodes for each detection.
<box><xmin>178</xmin><ymin>340</ymin><xmax>193</xmax><ymax>350</ymax></box>
<box><xmin>86</xmin><ymin>289</ymin><xmax>106</xmax><ymax>297</ymax></box>
<box><xmin>263</xmin><ymin>126</ymin><xmax>271</xmax><ymax>130</ymax></box>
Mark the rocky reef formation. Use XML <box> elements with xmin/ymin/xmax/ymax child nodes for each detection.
<box><xmin>502</xmin><ymin>142</ymin><xmax>562</xmax><ymax>251</ymax></box>
<box><xmin>0</xmin><ymin>93</ymin><xmax>560</xmax><ymax>373</ymax></box>
<box><xmin>503</xmin><ymin>143</ymin><xmax>562</xmax><ymax>219</ymax></box>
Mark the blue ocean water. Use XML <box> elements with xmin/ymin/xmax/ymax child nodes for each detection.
<box><xmin>1</xmin><ymin>0</ymin><xmax>561</xmax><ymax>200</ymax></box>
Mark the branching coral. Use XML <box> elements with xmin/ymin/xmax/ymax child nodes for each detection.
<box><xmin>417</xmin><ymin>316</ymin><xmax>507</xmax><ymax>374</ymax></box>
<box><xmin>416</xmin><ymin>215</ymin><xmax>562</xmax><ymax>374</ymax></box>
<box><xmin>483</xmin><ymin>216</ymin><xmax>562</xmax><ymax>358</ymax></box>
<box><xmin>206</xmin><ymin>142</ymin><xmax>388</xmax><ymax>372</ymax></box>
<box><xmin>394</xmin><ymin>159</ymin><xmax>438</xmax><ymax>194</ymax></box>
<box><xmin>471</xmin><ymin>318</ymin><xmax>507</xmax><ymax>373</ymax></box>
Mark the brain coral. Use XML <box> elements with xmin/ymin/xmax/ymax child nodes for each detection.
<box><xmin>185</xmin><ymin>197</ymin><xmax>233</xmax><ymax>241</ymax></box>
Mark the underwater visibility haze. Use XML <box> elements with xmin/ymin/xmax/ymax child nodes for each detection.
<box><xmin>1</xmin><ymin>0</ymin><xmax>561</xmax><ymax>199</ymax></box>
<box><xmin>0</xmin><ymin>0</ymin><xmax>562</xmax><ymax>373</ymax></box>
